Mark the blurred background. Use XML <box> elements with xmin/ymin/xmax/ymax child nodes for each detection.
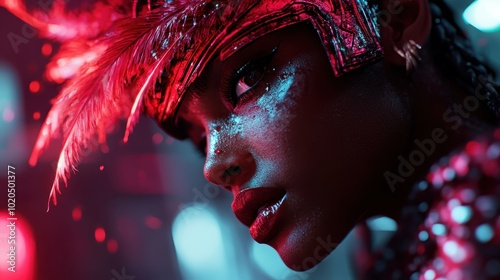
<box><xmin>0</xmin><ymin>0</ymin><xmax>499</xmax><ymax>279</ymax></box>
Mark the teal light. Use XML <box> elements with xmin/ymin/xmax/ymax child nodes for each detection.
<box><xmin>463</xmin><ymin>0</ymin><xmax>500</xmax><ymax>32</ymax></box>
<box><xmin>475</xmin><ymin>224</ymin><xmax>494</xmax><ymax>243</ymax></box>
<box><xmin>0</xmin><ymin>62</ymin><xmax>26</xmax><ymax>167</ymax></box>
<box><xmin>367</xmin><ymin>216</ymin><xmax>398</xmax><ymax>231</ymax></box>
<box><xmin>432</xmin><ymin>224</ymin><xmax>447</xmax><ymax>236</ymax></box>
<box><xmin>172</xmin><ymin>204</ymin><xmax>233</xmax><ymax>280</ymax></box>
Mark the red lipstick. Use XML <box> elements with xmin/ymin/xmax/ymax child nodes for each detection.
<box><xmin>232</xmin><ymin>187</ymin><xmax>286</xmax><ymax>243</ymax></box>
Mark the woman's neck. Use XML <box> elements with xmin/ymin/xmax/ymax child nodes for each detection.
<box><xmin>362</xmin><ymin>48</ymin><xmax>492</xmax><ymax>222</ymax></box>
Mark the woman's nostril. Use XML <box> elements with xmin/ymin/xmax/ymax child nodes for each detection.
<box><xmin>224</xmin><ymin>166</ymin><xmax>242</xmax><ymax>177</ymax></box>
<box><xmin>220</xmin><ymin>166</ymin><xmax>242</xmax><ymax>186</ymax></box>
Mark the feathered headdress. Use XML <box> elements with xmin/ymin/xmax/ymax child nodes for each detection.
<box><xmin>0</xmin><ymin>0</ymin><xmax>383</xmax><ymax>208</ymax></box>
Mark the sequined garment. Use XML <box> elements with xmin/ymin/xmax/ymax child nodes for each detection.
<box><xmin>365</xmin><ymin>129</ymin><xmax>500</xmax><ymax>279</ymax></box>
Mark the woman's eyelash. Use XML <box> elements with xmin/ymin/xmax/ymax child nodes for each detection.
<box><xmin>223</xmin><ymin>46</ymin><xmax>279</xmax><ymax>106</ymax></box>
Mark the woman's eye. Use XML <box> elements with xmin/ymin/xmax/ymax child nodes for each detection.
<box><xmin>231</xmin><ymin>46</ymin><xmax>279</xmax><ymax>102</ymax></box>
<box><xmin>235</xmin><ymin>66</ymin><xmax>266</xmax><ymax>98</ymax></box>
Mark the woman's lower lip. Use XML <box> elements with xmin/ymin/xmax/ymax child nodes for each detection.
<box><xmin>249</xmin><ymin>195</ymin><xmax>286</xmax><ymax>243</ymax></box>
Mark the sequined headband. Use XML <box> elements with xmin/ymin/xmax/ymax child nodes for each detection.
<box><xmin>1</xmin><ymin>0</ymin><xmax>382</xmax><ymax>206</ymax></box>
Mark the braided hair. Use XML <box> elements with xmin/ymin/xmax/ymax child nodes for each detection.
<box><xmin>428</xmin><ymin>0</ymin><xmax>500</xmax><ymax>123</ymax></box>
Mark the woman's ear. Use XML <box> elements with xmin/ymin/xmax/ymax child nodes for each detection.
<box><xmin>378</xmin><ymin>0</ymin><xmax>432</xmax><ymax>67</ymax></box>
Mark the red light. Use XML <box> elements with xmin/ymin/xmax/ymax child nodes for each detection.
<box><xmin>33</xmin><ymin>112</ymin><xmax>41</xmax><ymax>120</ymax></box>
<box><xmin>29</xmin><ymin>81</ymin><xmax>40</xmax><ymax>93</ymax></box>
<box><xmin>0</xmin><ymin>213</ymin><xmax>36</xmax><ymax>279</ymax></box>
<box><xmin>99</xmin><ymin>165</ymin><xmax>104</xmax><ymax>171</ymax></box>
<box><xmin>152</xmin><ymin>133</ymin><xmax>163</xmax><ymax>144</ymax></box>
<box><xmin>72</xmin><ymin>206</ymin><xmax>82</xmax><ymax>221</ymax></box>
<box><xmin>145</xmin><ymin>215</ymin><xmax>162</xmax><ymax>230</ymax></box>
<box><xmin>41</xmin><ymin>43</ymin><xmax>53</xmax><ymax>56</ymax></box>
<box><xmin>95</xmin><ymin>227</ymin><xmax>106</xmax><ymax>243</ymax></box>
<box><xmin>101</xmin><ymin>145</ymin><xmax>110</xmax><ymax>154</ymax></box>
<box><xmin>466</xmin><ymin>141</ymin><xmax>483</xmax><ymax>157</ymax></box>
<box><xmin>107</xmin><ymin>239</ymin><xmax>118</xmax><ymax>254</ymax></box>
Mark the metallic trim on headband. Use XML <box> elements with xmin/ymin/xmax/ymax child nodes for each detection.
<box><xmin>219</xmin><ymin>0</ymin><xmax>382</xmax><ymax>75</ymax></box>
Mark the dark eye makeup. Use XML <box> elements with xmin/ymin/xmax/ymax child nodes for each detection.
<box><xmin>222</xmin><ymin>45</ymin><xmax>279</xmax><ymax>107</ymax></box>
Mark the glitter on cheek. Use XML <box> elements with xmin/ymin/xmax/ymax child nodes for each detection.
<box><xmin>254</xmin><ymin>66</ymin><xmax>296</xmax><ymax>127</ymax></box>
<box><xmin>236</xmin><ymin>68</ymin><xmax>297</xmax><ymax>157</ymax></box>
<box><xmin>204</xmin><ymin>65</ymin><xmax>299</xmax><ymax>183</ymax></box>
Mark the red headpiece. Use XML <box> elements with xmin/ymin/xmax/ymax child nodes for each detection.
<box><xmin>1</xmin><ymin>0</ymin><xmax>382</xmax><ymax>206</ymax></box>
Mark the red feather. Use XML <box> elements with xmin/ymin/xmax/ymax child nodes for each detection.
<box><xmin>1</xmin><ymin>0</ymin><xmax>215</xmax><ymax>208</ymax></box>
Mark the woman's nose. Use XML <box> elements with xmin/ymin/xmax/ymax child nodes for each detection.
<box><xmin>203</xmin><ymin>129</ymin><xmax>256</xmax><ymax>190</ymax></box>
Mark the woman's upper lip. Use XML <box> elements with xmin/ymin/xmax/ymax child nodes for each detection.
<box><xmin>231</xmin><ymin>187</ymin><xmax>286</xmax><ymax>227</ymax></box>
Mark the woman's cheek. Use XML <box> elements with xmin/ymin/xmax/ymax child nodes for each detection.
<box><xmin>239</xmin><ymin>66</ymin><xmax>300</xmax><ymax>147</ymax></box>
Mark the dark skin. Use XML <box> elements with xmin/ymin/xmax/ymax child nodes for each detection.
<box><xmin>176</xmin><ymin>0</ymin><xmax>485</xmax><ymax>270</ymax></box>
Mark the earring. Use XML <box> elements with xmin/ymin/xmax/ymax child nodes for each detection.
<box><xmin>394</xmin><ymin>40</ymin><xmax>422</xmax><ymax>73</ymax></box>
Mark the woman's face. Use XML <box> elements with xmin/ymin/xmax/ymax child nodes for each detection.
<box><xmin>177</xmin><ymin>22</ymin><xmax>410</xmax><ymax>269</ymax></box>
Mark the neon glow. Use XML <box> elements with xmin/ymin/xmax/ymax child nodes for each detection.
<box><xmin>251</xmin><ymin>241</ymin><xmax>295</xmax><ymax>279</ymax></box>
<box><xmin>0</xmin><ymin>213</ymin><xmax>36</xmax><ymax>279</ymax></box>
<box><xmin>32</xmin><ymin>112</ymin><xmax>41</xmax><ymax>120</ymax></box>
<box><xmin>29</xmin><ymin>81</ymin><xmax>40</xmax><ymax>93</ymax></box>
<box><xmin>463</xmin><ymin>0</ymin><xmax>500</xmax><ymax>32</ymax></box>
<box><xmin>172</xmin><ymin>205</ymin><xmax>231</xmax><ymax>279</ymax></box>
<box><xmin>95</xmin><ymin>227</ymin><xmax>106</xmax><ymax>243</ymax></box>
<box><xmin>72</xmin><ymin>206</ymin><xmax>82</xmax><ymax>221</ymax></box>
<box><xmin>41</xmin><ymin>43</ymin><xmax>53</xmax><ymax>56</ymax></box>
<box><xmin>366</xmin><ymin>216</ymin><xmax>398</xmax><ymax>231</ymax></box>
<box><xmin>0</xmin><ymin>62</ymin><xmax>27</xmax><ymax>167</ymax></box>
<box><xmin>144</xmin><ymin>215</ymin><xmax>162</xmax><ymax>230</ymax></box>
<box><xmin>107</xmin><ymin>239</ymin><xmax>119</xmax><ymax>254</ymax></box>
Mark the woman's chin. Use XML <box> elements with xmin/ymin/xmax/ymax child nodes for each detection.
<box><xmin>268</xmin><ymin>227</ymin><xmax>340</xmax><ymax>271</ymax></box>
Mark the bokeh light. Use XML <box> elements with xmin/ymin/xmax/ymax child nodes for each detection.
<box><xmin>32</xmin><ymin>111</ymin><xmax>41</xmax><ymax>120</ymax></box>
<box><xmin>144</xmin><ymin>215</ymin><xmax>162</xmax><ymax>230</ymax></box>
<box><xmin>107</xmin><ymin>239</ymin><xmax>118</xmax><ymax>254</ymax></box>
<box><xmin>41</xmin><ymin>43</ymin><xmax>53</xmax><ymax>56</ymax></box>
<box><xmin>463</xmin><ymin>0</ymin><xmax>500</xmax><ymax>32</ymax></box>
<box><xmin>172</xmin><ymin>205</ymin><xmax>234</xmax><ymax>280</ymax></box>
<box><xmin>29</xmin><ymin>80</ymin><xmax>40</xmax><ymax>93</ymax></box>
<box><xmin>0</xmin><ymin>212</ymin><xmax>36</xmax><ymax>280</ymax></box>
<box><xmin>72</xmin><ymin>206</ymin><xmax>82</xmax><ymax>221</ymax></box>
<box><xmin>95</xmin><ymin>227</ymin><xmax>106</xmax><ymax>243</ymax></box>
